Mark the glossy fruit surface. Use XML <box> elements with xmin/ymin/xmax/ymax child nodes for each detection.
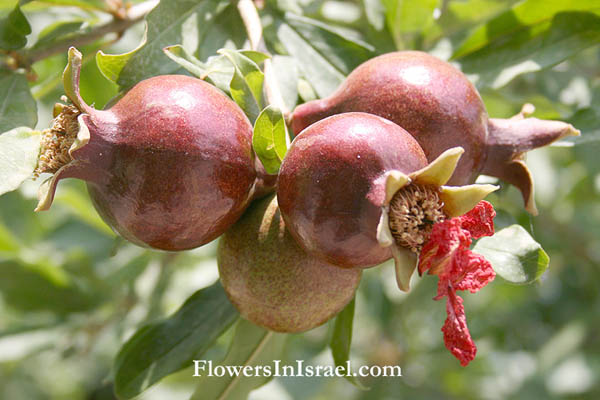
<box><xmin>218</xmin><ymin>195</ymin><xmax>362</xmax><ymax>333</ymax></box>
<box><xmin>291</xmin><ymin>51</ymin><xmax>579</xmax><ymax>214</ymax></box>
<box><xmin>292</xmin><ymin>51</ymin><xmax>486</xmax><ymax>184</ymax></box>
<box><xmin>36</xmin><ymin>49</ymin><xmax>256</xmax><ymax>250</ymax></box>
<box><xmin>278</xmin><ymin>112</ymin><xmax>427</xmax><ymax>268</ymax></box>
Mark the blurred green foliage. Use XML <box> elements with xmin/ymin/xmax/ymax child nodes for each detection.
<box><xmin>1</xmin><ymin>0</ymin><xmax>599</xmax><ymax>399</ymax></box>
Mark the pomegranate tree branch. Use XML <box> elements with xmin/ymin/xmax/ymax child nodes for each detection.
<box><xmin>23</xmin><ymin>0</ymin><xmax>158</xmax><ymax>65</ymax></box>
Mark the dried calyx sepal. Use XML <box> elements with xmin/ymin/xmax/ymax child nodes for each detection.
<box><xmin>35</xmin><ymin>99</ymin><xmax>81</xmax><ymax>177</ymax></box>
<box><xmin>377</xmin><ymin>146</ymin><xmax>497</xmax><ymax>291</ymax></box>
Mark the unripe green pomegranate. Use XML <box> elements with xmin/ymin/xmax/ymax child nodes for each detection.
<box><xmin>218</xmin><ymin>194</ymin><xmax>362</xmax><ymax>333</ymax></box>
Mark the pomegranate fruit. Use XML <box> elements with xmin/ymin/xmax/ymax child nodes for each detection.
<box><xmin>291</xmin><ymin>51</ymin><xmax>579</xmax><ymax>214</ymax></box>
<box><xmin>277</xmin><ymin>112</ymin><xmax>497</xmax><ymax>281</ymax></box>
<box><xmin>218</xmin><ymin>194</ymin><xmax>362</xmax><ymax>333</ymax></box>
<box><xmin>34</xmin><ymin>48</ymin><xmax>258</xmax><ymax>251</ymax></box>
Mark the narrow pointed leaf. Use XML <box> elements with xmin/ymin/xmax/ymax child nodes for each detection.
<box><xmin>276</xmin><ymin>21</ymin><xmax>345</xmax><ymax>98</ymax></box>
<box><xmin>163</xmin><ymin>46</ymin><xmax>235</xmax><ymax>93</ymax></box>
<box><xmin>163</xmin><ymin>44</ymin><xmax>209</xmax><ymax>78</ymax></box>
<box><xmin>453</xmin><ymin>0</ymin><xmax>600</xmax><ymax>59</ymax></box>
<box><xmin>190</xmin><ymin>318</ymin><xmax>287</xmax><ymax>400</ymax></box>
<box><xmin>284</xmin><ymin>13</ymin><xmax>375</xmax><ymax>74</ymax></box>
<box><xmin>113</xmin><ymin>282</ymin><xmax>239</xmax><ymax>399</ymax></box>
<box><xmin>31</xmin><ymin>20</ymin><xmax>84</xmax><ymax>49</ymax></box>
<box><xmin>330</xmin><ymin>297</ymin><xmax>368</xmax><ymax>390</ymax></box>
<box><xmin>30</xmin><ymin>0</ymin><xmax>107</xmax><ymax>11</ymax></box>
<box><xmin>455</xmin><ymin>8</ymin><xmax>600</xmax><ymax>88</ymax></box>
<box><xmin>0</xmin><ymin>2</ymin><xmax>31</xmax><ymax>50</ymax></box>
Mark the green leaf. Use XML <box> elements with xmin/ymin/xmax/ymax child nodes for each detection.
<box><xmin>0</xmin><ymin>221</ymin><xmax>19</xmax><ymax>253</ymax></box>
<box><xmin>330</xmin><ymin>297</ymin><xmax>368</xmax><ymax>390</ymax></box>
<box><xmin>363</xmin><ymin>0</ymin><xmax>386</xmax><ymax>31</ymax></box>
<box><xmin>96</xmin><ymin>43</ymin><xmax>141</xmax><ymax>85</ymax></box>
<box><xmin>252</xmin><ymin>106</ymin><xmax>288</xmax><ymax>174</ymax></box>
<box><xmin>219</xmin><ymin>49</ymin><xmax>268</xmax><ymax>122</ymax></box>
<box><xmin>0</xmin><ymin>258</ymin><xmax>99</xmax><ymax>314</ymax></box>
<box><xmin>275</xmin><ymin>21</ymin><xmax>345</xmax><ymax>98</ymax></box>
<box><xmin>0</xmin><ymin>71</ymin><xmax>37</xmax><ymax>131</ymax></box>
<box><xmin>424</xmin><ymin>0</ymin><xmax>520</xmax><ymax>44</ymax></box>
<box><xmin>190</xmin><ymin>318</ymin><xmax>287</xmax><ymax>400</ymax></box>
<box><xmin>0</xmin><ymin>1</ymin><xmax>31</xmax><ymax>50</ymax></box>
<box><xmin>96</xmin><ymin>0</ymin><xmax>232</xmax><ymax>88</ymax></box>
<box><xmin>0</xmin><ymin>127</ymin><xmax>40</xmax><ymax>197</ymax></box>
<box><xmin>163</xmin><ymin>45</ymin><xmax>235</xmax><ymax>93</ymax></box>
<box><xmin>382</xmin><ymin>0</ymin><xmax>438</xmax><ymax>35</ymax></box>
<box><xmin>271</xmin><ymin>55</ymin><xmax>298</xmax><ymax>112</ymax></box>
<box><xmin>457</xmin><ymin>12</ymin><xmax>600</xmax><ymax>89</ymax></box>
<box><xmin>163</xmin><ymin>44</ymin><xmax>210</xmax><ymax>78</ymax></box>
<box><xmin>453</xmin><ymin>0</ymin><xmax>600</xmax><ymax>59</ymax></box>
<box><xmin>31</xmin><ymin>20</ymin><xmax>85</xmax><ymax>50</ymax></box>
<box><xmin>27</xmin><ymin>0</ymin><xmax>107</xmax><ymax>11</ymax></box>
<box><xmin>113</xmin><ymin>282</ymin><xmax>239</xmax><ymax>399</ymax></box>
<box><xmin>558</xmin><ymin>107</ymin><xmax>600</xmax><ymax>146</ymax></box>
<box><xmin>284</xmin><ymin>13</ymin><xmax>375</xmax><ymax>75</ymax></box>
<box><xmin>473</xmin><ymin>224</ymin><xmax>549</xmax><ymax>284</ymax></box>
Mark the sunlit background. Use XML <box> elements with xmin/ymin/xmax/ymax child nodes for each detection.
<box><xmin>1</xmin><ymin>1</ymin><xmax>599</xmax><ymax>399</ymax></box>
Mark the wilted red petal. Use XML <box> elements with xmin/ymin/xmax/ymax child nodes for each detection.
<box><xmin>460</xmin><ymin>200</ymin><xmax>496</xmax><ymax>239</ymax></box>
<box><xmin>418</xmin><ymin>241</ymin><xmax>440</xmax><ymax>275</ymax></box>
<box><xmin>453</xmin><ymin>249</ymin><xmax>496</xmax><ymax>293</ymax></box>
<box><xmin>418</xmin><ymin>218</ymin><xmax>470</xmax><ymax>275</ymax></box>
<box><xmin>442</xmin><ymin>289</ymin><xmax>477</xmax><ymax>366</ymax></box>
<box><xmin>419</xmin><ymin>201</ymin><xmax>497</xmax><ymax>366</ymax></box>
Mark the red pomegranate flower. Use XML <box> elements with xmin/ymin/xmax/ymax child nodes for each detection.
<box><xmin>418</xmin><ymin>201</ymin><xmax>496</xmax><ymax>366</ymax></box>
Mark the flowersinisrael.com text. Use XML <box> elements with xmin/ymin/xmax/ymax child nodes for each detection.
<box><xmin>193</xmin><ymin>360</ymin><xmax>402</xmax><ymax>378</ymax></box>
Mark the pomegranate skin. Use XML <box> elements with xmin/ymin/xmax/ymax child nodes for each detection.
<box><xmin>277</xmin><ymin>112</ymin><xmax>428</xmax><ymax>268</ymax></box>
<box><xmin>291</xmin><ymin>51</ymin><xmax>488</xmax><ymax>185</ymax></box>
<box><xmin>218</xmin><ymin>195</ymin><xmax>362</xmax><ymax>333</ymax></box>
<box><xmin>85</xmin><ymin>75</ymin><xmax>256</xmax><ymax>250</ymax></box>
<box><xmin>40</xmin><ymin>72</ymin><xmax>257</xmax><ymax>251</ymax></box>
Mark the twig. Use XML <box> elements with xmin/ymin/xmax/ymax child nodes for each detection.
<box><xmin>236</xmin><ymin>0</ymin><xmax>287</xmax><ymax>115</ymax></box>
<box><xmin>23</xmin><ymin>0</ymin><xmax>158</xmax><ymax>65</ymax></box>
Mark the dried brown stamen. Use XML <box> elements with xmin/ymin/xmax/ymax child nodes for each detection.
<box><xmin>34</xmin><ymin>104</ymin><xmax>81</xmax><ymax>176</ymax></box>
<box><xmin>388</xmin><ymin>184</ymin><xmax>446</xmax><ymax>253</ymax></box>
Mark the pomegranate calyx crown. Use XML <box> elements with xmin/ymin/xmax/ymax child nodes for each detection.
<box><xmin>34</xmin><ymin>48</ymin><xmax>95</xmax><ymax>212</ymax></box>
<box><xmin>376</xmin><ymin>147</ymin><xmax>498</xmax><ymax>292</ymax></box>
